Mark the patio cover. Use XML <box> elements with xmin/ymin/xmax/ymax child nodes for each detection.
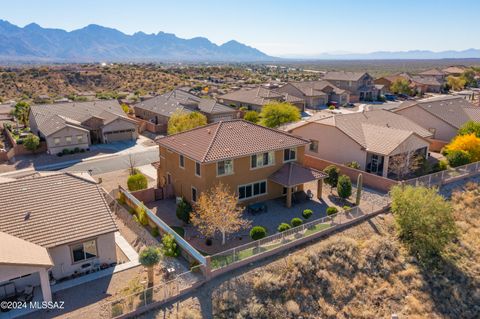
<box><xmin>0</xmin><ymin>231</ymin><xmax>53</xmax><ymax>267</ymax></box>
<box><xmin>269</xmin><ymin>162</ymin><xmax>326</xmax><ymax>187</ymax></box>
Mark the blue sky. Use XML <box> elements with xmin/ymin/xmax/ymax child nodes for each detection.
<box><xmin>1</xmin><ymin>0</ymin><xmax>478</xmax><ymax>56</ymax></box>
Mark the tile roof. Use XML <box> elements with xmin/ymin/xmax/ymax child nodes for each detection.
<box><xmin>269</xmin><ymin>162</ymin><xmax>326</xmax><ymax>187</ymax></box>
<box><xmin>0</xmin><ymin>231</ymin><xmax>53</xmax><ymax>267</ymax></box>
<box><xmin>219</xmin><ymin>86</ymin><xmax>303</xmax><ymax>106</ymax></box>
<box><xmin>279</xmin><ymin>80</ymin><xmax>346</xmax><ymax>97</ymax></box>
<box><xmin>418</xmin><ymin>68</ymin><xmax>445</xmax><ymax>76</ymax></box>
<box><xmin>30</xmin><ymin>100</ymin><xmax>132</xmax><ymax>136</ymax></box>
<box><xmin>442</xmin><ymin>66</ymin><xmax>466</xmax><ymax>74</ymax></box>
<box><xmin>157</xmin><ymin>119</ymin><xmax>309</xmax><ymax>163</ymax></box>
<box><xmin>313</xmin><ymin>109</ymin><xmax>432</xmax><ymax>155</ymax></box>
<box><xmin>134</xmin><ymin>89</ymin><xmax>235</xmax><ymax>117</ymax></box>
<box><xmin>0</xmin><ymin>172</ymin><xmax>117</xmax><ymax>248</ymax></box>
<box><xmin>395</xmin><ymin>96</ymin><xmax>479</xmax><ymax>128</ymax></box>
<box><xmin>410</xmin><ymin>76</ymin><xmax>442</xmax><ymax>86</ymax></box>
<box><xmin>323</xmin><ymin>71</ymin><xmax>368</xmax><ymax>82</ymax></box>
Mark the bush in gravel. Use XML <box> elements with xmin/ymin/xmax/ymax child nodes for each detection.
<box><xmin>250</xmin><ymin>226</ymin><xmax>267</xmax><ymax>240</ymax></box>
<box><xmin>127</xmin><ymin>173</ymin><xmax>148</xmax><ymax>191</ymax></box>
<box><xmin>161</xmin><ymin>234</ymin><xmax>180</xmax><ymax>257</ymax></box>
<box><xmin>278</xmin><ymin>223</ymin><xmax>291</xmax><ymax>232</ymax></box>
<box><xmin>302</xmin><ymin>209</ymin><xmax>313</xmax><ymax>219</ymax></box>
<box><xmin>291</xmin><ymin>218</ymin><xmax>303</xmax><ymax>227</ymax></box>
<box><xmin>326</xmin><ymin>207</ymin><xmax>338</xmax><ymax>216</ymax></box>
<box><xmin>337</xmin><ymin>174</ymin><xmax>352</xmax><ymax>200</ymax></box>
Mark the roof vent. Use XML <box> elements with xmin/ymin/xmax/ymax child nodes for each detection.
<box><xmin>207</xmin><ymin>129</ymin><xmax>211</xmax><ymax>134</ymax></box>
<box><xmin>279</xmin><ymin>139</ymin><xmax>284</xmax><ymax>143</ymax></box>
<box><xmin>24</xmin><ymin>212</ymin><xmax>31</xmax><ymax>221</ymax></box>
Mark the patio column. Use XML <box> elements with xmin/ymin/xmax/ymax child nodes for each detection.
<box><xmin>286</xmin><ymin>186</ymin><xmax>292</xmax><ymax>208</ymax></box>
<box><xmin>382</xmin><ymin>155</ymin><xmax>389</xmax><ymax>177</ymax></box>
<box><xmin>39</xmin><ymin>268</ymin><xmax>52</xmax><ymax>302</ymax></box>
<box><xmin>317</xmin><ymin>179</ymin><xmax>323</xmax><ymax>200</ymax></box>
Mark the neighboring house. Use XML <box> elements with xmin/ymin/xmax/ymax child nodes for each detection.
<box><xmin>218</xmin><ymin>86</ymin><xmax>305</xmax><ymax>112</ymax></box>
<box><xmin>0</xmin><ymin>172</ymin><xmax>118</xmax><ymax>302</ymax></box>
<box><xmin>442</xmin><ymin>66</ymin><xmax>467</xmax><ymax>77</ymax></box>
<box><xmin>29</xmin><ymin>100</ymin><xmax>138</xmax><ymax>154</ymax></box>
<box><xmin>394</xmin><ymin>96</ymin><xmax>480</xmax><ymax>141</ymax></box>
<box><xmin>287</xmin><ymin>110</ymin><xmax>432</xmax><ymax>178</ymax></box>
<box><xmin>156</xmin><ymin>119</ymin><xmax>325</xmax><ymax>208</ymax></box>
<box><xmin>323</xmin><ymin>71</ymin><xmax>381</xmax><ymax>102</ymax></box>
<box><xmin>410</xmin><ymin>76</ymin><xmax>443</xmax><ymax>93</ymax></box>
<box><xmin>134</xmin><ymin>89</ymin><xmax>238</xmax><ymax>132</ymax></box>
<box><xmin>418</xmin><ymin>68</ymin><xmax>446</xmax><ymax>81</ymax></box>
<box><xmin>275</xmin><ymin>80</ymin><xmax>350</xmax><ymax>109</ymax></box>
<box><xmin>374</xmin><ymin>73</ymin><xmax>413</xmax><ymax>93</ymax></box>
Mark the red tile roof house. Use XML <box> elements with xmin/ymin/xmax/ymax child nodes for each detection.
<box><xmin>0</xmin><ymin>172</ymin><xmax>117</xmax><ymax>303</ymax></box>
<box><xmin>156</xmin><ymin>119</ymin><xmax>326</xmax><ymax>209</ymax></box>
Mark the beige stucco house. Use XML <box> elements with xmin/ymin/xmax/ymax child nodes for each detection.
<box><xmin>156</xmin><ymin>120</ymin><xmax>325</xmax><ymax>208</ymax></box>
<box><xmin>394</xmin><ymin>96</ymin><xmax>480</xmax><ymax>142</ymax></box>
<box><xmin>29</xmin><ymin>100</ymin><xmax>138</xmax><ymax>154</ymax></box>
<box><xmin>287</xmin><ymin>110</ymin><xmax>433</xmax><ymax>178</ymax></box>
<box><xmin>0</xmin><ymin>172</ymin><xmax>117</xmax><ymax>303</ymax></box>
<box><xmin>275</xmin><ymin>80</ymin><xmax>349</xmax><ymax>108</ymax></box>
<box><xmin>323</xmin><ymin>71</ymin><xmax>382</xmax><ymax>102</ymax></box>
<box><xmin>134</xmin><ymin>89</ymin><xmax>239</xmax><ymax>133</ymax></box>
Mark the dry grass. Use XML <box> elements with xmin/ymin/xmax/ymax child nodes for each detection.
<box><xmin>211</xmin><ymin>184</ymin><xmax>480</xmax><ymax>319</ymax></box>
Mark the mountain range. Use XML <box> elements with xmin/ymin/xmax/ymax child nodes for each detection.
<box><xmin>0</xmin><ymin>20</ymin><xmax>273</xmax><ymax>62</ymax></box>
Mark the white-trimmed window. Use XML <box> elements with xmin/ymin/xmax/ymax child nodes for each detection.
<box><xmin>191</xmin><ymin>186</ymin><xmax>198</xmax><ymax>202</ymax></box>
<box><xmin>65</xmin><ymin>136</ymin><xmax>72</xmax><ymax>144</ymax></box>
<box><xmin>77</xmin><ymin>135</ymin><xmax>83</xmax><ymax>143</ymax></box>
<box><xmin>54</xmin><ymin>137</ymin><xmax>60</xmax><ymax>146</ymax></box>
<box><xmin>283</xmin><ymin>148</ymin><xmax>296</xmax><ymax>162</ymax></box>
<box><xmin>238</xmin><ymin>180</ymin><xmax>267</xmax><ymax>200</ymax></box>
<box><xmin>251</xmin><ymin>151</ymin><xmax>274</xmax><ymax>169</ymax></box>
<box><xmin>217</xmin><ymin>160</ymin><xmax>234</xmax><ymax>176</ymax></box>
<box><xmin>195</xmin><ymin>162</ymin><xmax>201</xmax><ymax>177</ymax></box>
<box><xmin>71</xmin><ymin>240</ymin><xmax>97</xmax><ymax>263</ymax></box>
<box><xmin>179</xmin><ymin>155</ymin><xmax>185</xmax><ymax>168</ymax></box>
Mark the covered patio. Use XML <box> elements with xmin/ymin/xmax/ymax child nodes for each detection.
<box><xmin>269</xmin><ymin>162</ymin><xmax>327</xmax><ymax>208</ymax></box>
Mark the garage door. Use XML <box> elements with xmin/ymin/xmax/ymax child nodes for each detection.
<box><xmin>104</xmin><ymin>129</ymin><xmax>135</xmax><ymax>142</ymax></box>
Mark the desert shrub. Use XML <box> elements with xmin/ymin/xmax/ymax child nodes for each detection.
<box><xmin>315</xmin><ymin>237</ymin><xmax>360</xmax><ymax>275</ymax></box>
<box><xmin>278</xmin><ymin>223</ymin><xmax>291</xmax><ymax>232</ymax></box>
<box><xmin>337</xmin><ymin>175</ymin><xmax>352</xmax><ymax>200</ymax></box>
<box><xmin>446</xmin><ymin>149</ymin><xmax>471</xmax><ymax>167</ymax></box>
<box><xmin>250</xmin><ymin>226</ymin><xmax>267</xmax><ymax>240</ymax></box>
<box><xmin>302</xmin><ymin>209</ymin><xmax>313</xmax><ymax>219</ymax></box>
<box><xmin>361</xmin><ymin>237</ymin><xmax>400</xmax><ymax>277</ymax></box>
<box><xmin>136</xmin><ymin>205</ymin><xmax>149</xmax><ymax>226</ymax></box>
<box><xmin>176</xmin><ymin>198</ymin><xmax>192</xmax><ymax>224</ymax></box>
<box><xmin>111</xmin><ymin>302</ymin><xmax>124</xmax><ymax>317</ymax></box>
<box><xmin>323</xmin><ymin>165</ymin><xmax>340</xmax><ymax>189</ymax></box>
<box><xmin>243</xmin><ymin>110</ymin><xmax>260</xmax><ymax>123</ymax></box>
<box><xmin>118</xmin><ymin>192</ymin><xmax>126</xmax><ymax>204</ymax></box>
<box><xmin>345</xmin><ymin>161</ymin><xmax>361</xmax><ymax>169</ymax></box>
<box><xmin>23</xmin><ymin>133</ymin><xmax>40</xmax><ymax>151</ymax></box>
<box><xmin>176</xmin><ymin>307</ymin><xmax>202</xmax><ymax>319</ymax></box>
<box><xmin>326</xmin><ymin>207</ymin><xmax>338</xmax><ymax>216</ymax></box>
<box><xmin>291</xmin><ymin>217</ymin><xmax>303</xmax><ymax>227</ymax></box>
<box><xmin>127</xmin><ymin>173</ymin><xmax>148</xmax><ymax>191</ymax></box>
<box><xmin>161</xmin><ymin>234</ymin><xmax>180</xmax><ymax>257</ymax></box>
<box><xmin>391</xmin><ymin>185</ymin><xmax>457</xmax><ymax>264</ymax></box>
<box><xmin>284</xmin><ymin>300</ymin><xmax>301</xmax><ymax>316</ymax></box>
<box><xmin>433</xmin><ymin>159</ymin><xmax>448</xmax><ymax>172</ymax></box>
<box><xmin>128</xmin><ymin>207</ymin><xmax>135</xmax><ymax>215</ymax></box>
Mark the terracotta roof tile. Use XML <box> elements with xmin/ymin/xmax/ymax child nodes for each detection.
<box><xmin>269</xmin><ymin>162</ymin><xmax>326</xmax><ymax>187</ymax></box>
<box><xmin>157</xmin><ymin>119</ymin><xmax>309</xmax><ymax>163</ymax></box>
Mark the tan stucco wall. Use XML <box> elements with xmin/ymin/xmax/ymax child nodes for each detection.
<box><xmin>292</xmin><ymin>123</ymin><xmax>368</xmax><ymax>169</ymax></box>
<box><xmin>102</xmin><ymin>118</ymin><xmax>138</xmax><ymax>136</ymax></box>
<box><xmin>48</xmin><ymin>232</ymin><xmax>116</xmax><ymax>280</ymax></box>
<box><xmin>395</xmin><ymin>106</ymin><xmax>457</xmax><ymax>141</ymax></box>
<box><xmin>158</xmin><ymin>146</ymin><xmax>305</xmax><ymax>205</ymax></box>
<box><xmin>390</xmin><ymin>134</ymin><xmax>430</xmax><ymax>156</ymax></box>
<box><xmin>46</xmin><ymin>126</ymin><xmax>90</xmax><ymax>154</ymax></box>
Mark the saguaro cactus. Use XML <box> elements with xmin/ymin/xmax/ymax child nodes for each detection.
<box><xmin>356</xmin><ymin>173</ymin><xmax>363</xmax><ymax>206</ymax></box>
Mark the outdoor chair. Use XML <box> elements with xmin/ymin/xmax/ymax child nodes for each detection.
<box><xmin>17</xmin><ymin>285</ymin><xmax>33</xmax><ymax>302</ymax></box>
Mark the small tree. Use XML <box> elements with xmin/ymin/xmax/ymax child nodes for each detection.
<box><xmin>458</xmin><ymin>121</ymin><xmax>480</xmax><ymax>138</ymax></box>
<box><xmin>390</xmin><ymin>78</ymin><xmax>412</xmax><ymax>95</ymax></box>
<box><xmin>388</xmin><ymin>149</ymin><xmax>423</xmax><ymax>180</ymax></box>
<box><xmin>250</xmin><ymin>226</ymin><xmax>267</xmax><ymax>240</ymax></box>
<box><xmin>23</xmin><ymin>133</ymin><xmax>40</xmax><ymax>152</ymax></box>
<box><xmin>139</xmin><ymin>246</ymin><xmax>161</xmax><ymax>287</ymax></box>
<box><xmin>390</xmin><ymin>185</ymin><xmax>457</xmax><ymax>264</ymax></box>
<box><xmin>446</xmin><ymin>150</ymin><xmax>471</xmax><ymax>167</ymax></box>
<box><xmin>167</xmin><ymin>111</ymin><xmax>207</xmax><ymax>135</ymax></box>
<box><xmin>191</xmin><ymin>182</ymin><xmax>251</xmax><ymax>245</ymax></box>
<box><xmin>323</xmin><ymin>165</ymin><xmax>340</xmax><ymax>191</ymax></box>
<box><xmin>127</xmin><ymin>173</ymin><xmax>148</xmax><ymax>191</ymax></box>
<box><xmin>444</xmin><ymin>133</ymin><xmax>480</xmax><ymax>162</ymax></box>
<box><xmin>447</xmin><ymin>75</ymin><xmax>466</xmax><ymax>91</ymax></box>
<box><xmin>337</xmin><ymin>175</ymin><xmax>352</xmax><ymax>200</ymax></box>
<box><xmin>161</xmin><ymin>234</ymin><xmax>180</xmax><ymax>257</ymax></box>
<box><xmin>259</xmin><ymin>101</ymin><xmax>301</xmax><ymax>128</ymax></box>
<box><xmin>176</xmin><ymin>198</ymin><xmax>192</xmax><ymax>224</ymax></box>
<box><xmin>12</xmin><ymin>101</ymin><xmax>30</xmax><ymax>126</ymax></box>
<box><xmin>243</xmin><ymin>110</ymin><xmax>260</xmax><ymax>123</ymax></box>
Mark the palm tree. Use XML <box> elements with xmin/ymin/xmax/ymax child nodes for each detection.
<box><xmin>138</xmin><ymin>246</ymin><xmax>161</xmax><ymax>288</ymax></box>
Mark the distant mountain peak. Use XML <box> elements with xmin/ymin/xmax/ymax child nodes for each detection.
<box><xmin>0</xmin><ymin>20</ymin><xmax>273</xmax><ymax>62</ymax></box>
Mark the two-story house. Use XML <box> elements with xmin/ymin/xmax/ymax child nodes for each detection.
<box><xmin>323</xmin><ymin>71</ymin><xmax>382</xmax><ymax>102</ymax></box>
<box><xmin>156</xmin><ymin>120</ymin><xmax>325</xmax><ymax>208</ymax></box>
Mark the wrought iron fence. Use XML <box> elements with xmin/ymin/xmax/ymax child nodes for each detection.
<box><xmin>403</xmin><ymin>161</ymin><xmax>480</xmax><ymax>188</ymax></box>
